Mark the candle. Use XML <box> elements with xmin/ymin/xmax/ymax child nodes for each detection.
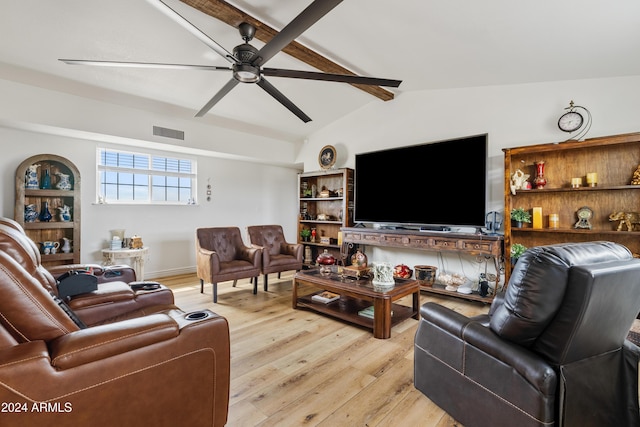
<box><xmin>586</xmin><ymin>172</ymin><xmax>598</xmax><ymax>187</ymax></box>
<box><xmin>571</xmin><ymin>177</ymin><xmax>582</xmax><ymax>188</ymax></box>
<box><xmin>549</xmin><ymin>214</ymin><xmax>559</xmax><ymax>229</ymax></box>
<box><xmin>337</xmin><ymin>231</ymin><xmax>342</xmax><ymax>246</ymax></box>
<box><xmin>532</xmin><ymin>207</ymin><xmax>543</xmax><ymax>229</ymax></box>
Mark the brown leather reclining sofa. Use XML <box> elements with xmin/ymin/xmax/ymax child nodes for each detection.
<box><xmin>0</xmin><ymin>218</ymin><xmax>230</xmax><ymax>426</ymax></box>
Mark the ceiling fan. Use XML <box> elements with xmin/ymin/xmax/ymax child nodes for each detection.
<box><xmin>59</xmin><ymin>0</ymin><xmax>402</xmax><ymax>122</ymax></box>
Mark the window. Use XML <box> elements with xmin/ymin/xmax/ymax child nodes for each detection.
<box><xmin>97</xmin><ymin>148</ymin><xmax>196</xmax><ymax>204</ymax></box>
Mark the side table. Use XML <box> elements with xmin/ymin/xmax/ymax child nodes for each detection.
<box><xmin>101</xmin><ymin>247</ymin><xmax>149</xmax><ymax>280</ymax></box>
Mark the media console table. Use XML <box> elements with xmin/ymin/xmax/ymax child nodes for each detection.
<box><xmin>340</xmin><ymin>227</ymin><xmax>504</xmax><ymax>303</ymax></box>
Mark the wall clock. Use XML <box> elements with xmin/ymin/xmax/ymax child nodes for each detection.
<box><xmin>558</xmin><ymin>100</ymin><xmax>592</xmax><ymax>140</ymax></box>
<box><xmin>318</xmin><ymin>145</ymin><xmax>336</xmax><ymax>169</ymax></box>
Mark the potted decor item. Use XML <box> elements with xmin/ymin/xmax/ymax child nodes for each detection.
<box><xmin>510</xmin><ymin>243</ymin><xmax>528</xmax><ymax>265</ymax></box>
<box><xmin>510</xmin><ymin>207</ymin><xmax>532</xmax><ymax>228</ymax></box>
<box><xmin>300</xmin><ymin>228</ymin><xmax>311</xmax><ymax>242</ymax></box>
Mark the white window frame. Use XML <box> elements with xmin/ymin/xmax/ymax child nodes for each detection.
<box><xmin>96</xmin><ymin>148</ymin><xmax>197</xmax><ymax>205</ymax></box>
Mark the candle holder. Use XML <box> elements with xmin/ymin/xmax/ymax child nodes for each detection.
<box><xmin>586</xmin><ymin>172</ymin><xmax>598</xmax><ymax>187</ymax></box>
<box><xmin>571</xmin><ymin>177</ymin><xmax>582</xmax><ymax>188</ymax></box>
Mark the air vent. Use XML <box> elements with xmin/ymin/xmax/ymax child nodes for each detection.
<box><xmin>153</xmin><ymin>126</ymin><xmax>184</xmax><ymax>140</ymax></box>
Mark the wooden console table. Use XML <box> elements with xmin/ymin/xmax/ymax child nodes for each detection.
<box><xmin>340</xmin><ymin>227</ymin><xmax>504</xmax><ymax>303</ymax></box>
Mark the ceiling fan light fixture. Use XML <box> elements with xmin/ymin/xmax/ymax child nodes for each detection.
<box><xmin>233</xmin><ymin>63</ymin><xmax>261</xmax><ymax>83</ymax></box>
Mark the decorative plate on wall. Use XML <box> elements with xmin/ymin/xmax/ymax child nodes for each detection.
<box><xmin>318</xmin><ymin>145</ymin><xmax>337</xmax><ymax>169</ymax></box>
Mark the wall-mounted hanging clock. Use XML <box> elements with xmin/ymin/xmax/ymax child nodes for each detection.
<box><xmin>558</xmin><ymin>100</ymin><xmax>592</xmax><ymax>141</ymax></box>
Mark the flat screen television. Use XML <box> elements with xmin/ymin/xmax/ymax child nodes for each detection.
<box><xmin>354</xmin><ymin>134</ymin><xmax>488</xmax><ymax>230</ymax></box>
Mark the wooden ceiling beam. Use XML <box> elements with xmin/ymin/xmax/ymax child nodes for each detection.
<box><xmin>179</xmin><ymin>0</ymin><xmax>395</xmax><ymax>101</ymax></box>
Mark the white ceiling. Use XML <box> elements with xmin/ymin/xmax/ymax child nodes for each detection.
<box><xmin>2</xmin><ymin>0</ymin><xmax>640</xmax><ymax>143</ymax></box>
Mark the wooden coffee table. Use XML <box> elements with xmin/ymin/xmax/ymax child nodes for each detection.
<box><xmin>293</xmin><ymin>268</ymin><xmax>420</xmax><ymax>339</ymax></box>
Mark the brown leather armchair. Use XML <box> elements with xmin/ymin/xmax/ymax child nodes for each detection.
<box><xmin>0</xmin><ymin>247</ymin><xmax>230</xmax><ymax>426</ymax></box>
<box><xmin>0</xmin><ymin>217</ymin><xmax>174</xmax><ymax>327</ymax></box>
<box><xmin>414</xmin><ymin>241</ymin><xmax>640</xmax><ymax>427</ymax></box>
<box><xmin>196</xmin><ymin>227</ymin><xmax>261</xmax><ymax>303</ymax></box>
<box><xmin>247</xmin><ymin>224</ymin><xmax>303</xmax><ymax>291</ymax></box>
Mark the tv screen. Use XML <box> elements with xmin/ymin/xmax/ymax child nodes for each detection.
<box><xmin>354</xmin><ymin>134</ymin><xmax>488</xmax><ymax>229</ymax></box>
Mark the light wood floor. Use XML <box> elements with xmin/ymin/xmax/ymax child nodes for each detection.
<box><xmin>160</xmin><ymin>272</ymin><xmax>490</xmax><ymax>427</ymax></box>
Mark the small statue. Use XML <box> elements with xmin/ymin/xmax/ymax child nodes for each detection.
<box><xmin>609</xmin><ymin>211</ymin><xmax>640</xmax><ymax>231</ymax></box>
<box><xmin>631</xmin><ymin>165</ymin><xmax>640</xmax><ymax>185</ymax></box>
<box><xmin>510</xmin><ymin>169</ymin><xmax>531</xmax><ymax>195</ymax></box>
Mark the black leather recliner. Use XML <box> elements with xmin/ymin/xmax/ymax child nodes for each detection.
<box><xmin>414</xmin><ymin>241</ymin><xmax>640</xmax><ymax>427</ymax></box>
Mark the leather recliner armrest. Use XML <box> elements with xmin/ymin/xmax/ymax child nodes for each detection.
<box><xmin>463</xmin><ymin>321</ymin><xmax>557</xmax><ymax>394</ymax></box>
<box><xmin>49</xmin><ymin>313</ymin><xmax>179</xmax><ymax>370</ymax></box>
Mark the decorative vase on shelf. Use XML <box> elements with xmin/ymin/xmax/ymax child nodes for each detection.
<box><xmin>41</xmin><ymin>169</ymin><xmax>51</xmax><ymax>189</ymax></box>
<box><xmin>61</xmin><ymin>237</ymin><xmax>72</xmax><ymax>254</ymax></box>
<box><xmin>39</xmin><ymin>201</ymin><xmax>52</xmax><ymax>222</ymax></box>
<box><xmin>534</xmin><ymin>161</ymin><xmax>547</xmax><ymax>189</ymax></box>
<box><xmin>58</xmin><ymin>205</ymin><xmax>71</xmax><ymax>222</ymax></box>
<box><xmin>25</xmin><ymin>164</ymin><xmax>40</xmax><ymax>189</ymax></box>
<box><xmin>24</xmin><ymin>204</ymin><xmax>38</xmax><ymax>223</ymax></box>
<box><xmin>55</xmin><ymin>172</ymin><xmax>72</xmax><ymax>190</ymax></box>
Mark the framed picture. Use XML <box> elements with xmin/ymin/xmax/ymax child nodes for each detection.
<box><xmin>318</xmin><ymin>145</ymin><xmax>336</xmax><ymax>169</ymax></box>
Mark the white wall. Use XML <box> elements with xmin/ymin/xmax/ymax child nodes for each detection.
<box><xmin>0</xmin><ymin>126</ymin><xmax>300</xmax><ymax>279</ymax></box>
<box><xmin>300</xmin><ymin>76</ymin><xmax>640</xmax><ymax>289</ymax></box>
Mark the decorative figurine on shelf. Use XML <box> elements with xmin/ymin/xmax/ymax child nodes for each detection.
<box><xmin>631</xmin><ymin>165</ymin><xmax>640</xmax><ymax>185</ymax></box>
<box><xmin>510</xmin><ymin>169</ymin><xmax>531</xmax><ymax>195</ymax></box>
<box><xmin>41</xmin><ymin>168</ymin><xmax>51</xmax><ymax>189</ymax></box>
<box><xmin>25</xmin><ymin>164</ymin><xmax>40</xmax><ymax>189</ymax></box>
<box><xmin>55</xmin><ymin>172</ymin><xmax>72</xmax><ymax>190</ymax></box>
<box><xmin>39</xmin><ymin>201</ymin><xmax>52</xmax><ymax>222</ymax></box>
<box><xmin>609</xmin><ymin>211</ymin><xmax>640</xmax><ymax>231</ymax></box>
<box><xmin>534</xmin><ymin>161</ymin><xmax>547</xmax><ymax>189</ymax></box>
<box><xmin>58</xmin><ymin>205</ymin><xmax>71</xmax><ymax>222</ymax></box>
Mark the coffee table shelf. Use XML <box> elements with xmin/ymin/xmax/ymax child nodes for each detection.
<box><xmin>297</xmin><ymin>293</ymin><xmax>416</xmax><ymax>330</ymax></box>
<box><xmin>293</xmin><ymin>269</ymin><xmax>420</xmax><ymax>339</ymax></box>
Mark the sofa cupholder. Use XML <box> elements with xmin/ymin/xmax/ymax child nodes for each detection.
<box><xmin>185</xmin><ymin>311</ymin><xmax>209</xmax><ymax>321</ymax></box>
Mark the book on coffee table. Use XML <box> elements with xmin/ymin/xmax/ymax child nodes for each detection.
<box><xmin>358</xmin><ymin>306</ymin><xmax>394</xmax><ymax>319</ymax></box>
<box><xmin>358</xmin><ymin>305</ymin><xmax>375</xmax><ymax>319</ymax></box>
<box><xmin>311</xmin><ymin>291</ymin><xmax>340</xmax><ymax>304</ymax></box>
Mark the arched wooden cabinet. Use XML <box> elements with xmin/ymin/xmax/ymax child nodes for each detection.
<box><xmin>14</xmin><ymin>154</ymin><xmax>81</xmax><ymax>267</ymax></box>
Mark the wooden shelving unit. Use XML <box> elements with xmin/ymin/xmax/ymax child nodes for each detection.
<box><xmin>298</xmin><ymin>168</ymin><xmax>354</xmax><ymax>266</ymax></box>
<box><xmin>503</xmin><ymin>132</ymin><xmax>640</xmax><ymax>282</ymax></box>
<box><xmin>14</xmin><ymin>154</ymin><xmax>81</xmax><ymax>267</ymax></box>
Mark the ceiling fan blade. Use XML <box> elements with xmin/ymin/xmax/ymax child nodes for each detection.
<box><xmin>195</xmin><ymin>78</ymin><xmax>239</xmax><ymax>117</ymax></box>
<box><xmin>262</xmin><ymin>68</ymin><xmax>401</xmax><ymax>88</ymax></box>
<box><xmin>254</xmin><ymin>0</ymin><xmax>342</xmax><ymax>66</ymax></box>
<box><xmin>59</xmin><ymin>59</ymin><xmax>231</xmax><ymax>71</ymax></box>
<box><xmin>257</xmin><ymin>78</ymin><xmax>311</xmax><ymax>123</ymax></box>
<box><xmin>149</xmin><ymin>0</ymin><xmax>236</xmax><ymax>64</ymax></box>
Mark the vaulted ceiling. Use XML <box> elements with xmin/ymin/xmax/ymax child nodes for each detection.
<box><xmin>1</xmin><ymin>0</ymin><xmax>640</xmax><ymax>143</ymax></box>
